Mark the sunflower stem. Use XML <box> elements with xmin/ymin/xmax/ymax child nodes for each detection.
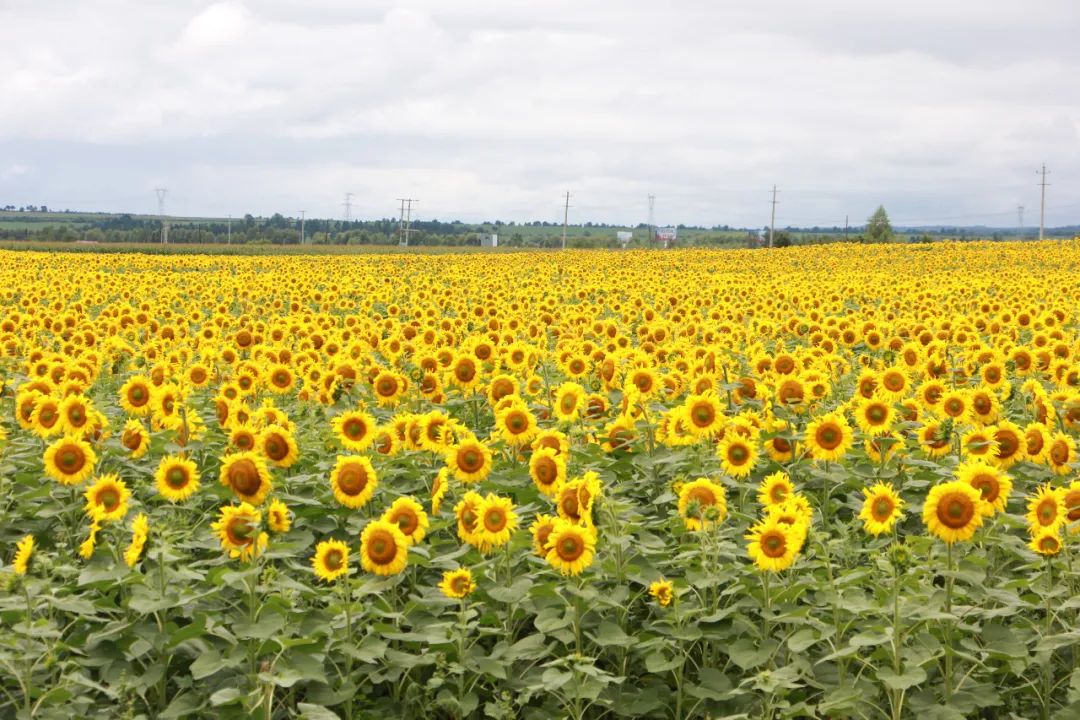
<box><xmin>23</xmin><ymin>582</ymin><xmax>33</xmax><ymax>719</ymax></box>
<box><xmin>890</xmin><ymin>539</ymin><xmax>904</xmax><ymax>720</ymax></box>
<box><xmin>944</xmin><ymin>542</ymin><xmax>954</xmax><ymax>704</ymax></box>
<box><xmin>341</xmin><ymin>578</ymin><xmax>354</xmax><ymax>720</ymax></box>
<box><xmin>457</xmin><ymin>599</ymin><xmax>467</xmax><ymax>720</ymax></box>
<box><xmin>1043</xmin><ymin>556</ymin><xmax>1054</xmax><ymax>720</ymax></box>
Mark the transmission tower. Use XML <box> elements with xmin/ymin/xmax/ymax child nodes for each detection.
<box><xmin>155</xmin><ymin>187</ymin><xmax>169</xmax><ymax>244</ymax></box>
<box><xmin>343</xmin><ymin>192</ymin><xmax>354</xmax><ymax>222</ymax></box>
<box><xmin>396</xmin><ymin>198</ymin><xmax>418</xmax><ymax>246</ymax></box>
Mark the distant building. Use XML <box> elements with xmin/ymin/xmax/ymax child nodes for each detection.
<box><xmin>616</xmin><ymin>231</ymin><xmax>633</xmax><ymax>248</ymax></box>
<box><xmin>481</xmin><ymin>234</ymin><xmax>498</xmax><ymax>248</ymax></box>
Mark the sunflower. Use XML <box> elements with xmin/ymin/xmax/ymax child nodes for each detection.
<box><xmin>312</xmin><ymin>539</ymin><xmax>350</xmax><ymax>582</ymax></box>
<box><xmin>804</xmin><ymin>413</ymin><xmax>854</xmax><ymax>462</ymax></box>
<box><xmin>258</xmin><ymin>426</ymin><xmax>299</xmax><ymax>469</ymax></box>
<box><xmin>677</xmin><ymin>478</ymin><xmax>728</xmax><ymax>531</ymax></box>
<box><xmin>990</xmin><ymin>421</ymin><xmax>1026</xmax><ymax>469</ymax></box>
<box><xmin>431</xmin><ymin>468</ymin><xmax>450</xmax><ymax>515</ymax></box>
<box><xmin>555</xmin><ymin>478</ymin><xmax>593</xmax><ymax>526</ymax></box>
<box><xmin>219</xmin><ymin>451</ymin><xmax>273</xmax><ymax>505</ymax></box>
<box><xmin>530</xmin><ymin>514</ymin><xmax>559</xmax><ymax>557</ymax></box>
<box><xmin>766</xmin><ymin>497</ymin><xmax>813</xmax><ymax>539</ymax></box>
<box><xmin>495</xmin><ymin>402</ymin><xmax>538</xmax><ymax>446</ymax></box>
<box><xmin>923</xmin><ymin>480</ymin><xmax>988</xmax><ymax>544</ymax></box>
<box><xmin>371</xmin><ymin>425</ymin><xmax>401</xmax><ymax>456</ymax></box>
<box><xmin>12</xmin><ymin>534</ymin><xmax>34</xmax><ymax>576</ymax></box>
<box><xmin>600</xmin><ymin>415</ymin><xmax>638</xmax><ymax>453</ymax></box>
<box><xmin>1064</xmin><ymin>480</ymin><xmax>1080</xmax><ymax>532</ymax></box>
<box><xmin>854</xmin><ymin>398</ymin><xmax>895</xmax><ymax>436</ymax></box>
<box><xmin>333</xmin><ymin>409</ymin><xmax>377</xmax><ymax>452</ymax></box>
<box><xmin>211</xmin><ymin>503</ymin><xmax>265</xmax><ymax>561</ymax></box>
<box><xmin>918</xmin><ymin>421</ymin><xmax>952</xmax><ymax>459</ymax></box>
<box><xmin>1029</xmin><ymin>529</ymin><xmax>1062</xmax><ymax>556</ymax></box>
<box><xmin>267</xmin><ymin>499</ymin><xmax>291</xmax><ymax>533</ymax></box>
<box><xmin>119</xmin><ymin>375</ymin><xmax>154</xmax><ymax>416</ymax></box>
<box><xmin>858</xmin><ymin>482</ymin><xmax>904</xmax><ymax>536</ymax></box>
<box><xmin>120</xmin><ymin>418</ymin><xmax>150</xmax><ymax>459</ymax></box>
<box><xmin>529</xmin><ymin>447</ymin><xmax>566</xmax><ymax>497</ymax></box>
<box><xmin>1027</xmin><ymin>484</ymin><xmax>1067</xmax><ymax>535</ymax></box>
<box><xmin>473</xmin><ymin>494</ymin><xmax>518</xmax><ymax>552</ymax></box>
<box><xmin>876</xmin><ymin>367</ymin><xmax>911</xmax><ymax>401</ymax></box>
<box><xmin>382</xmin><ymin>497</ymin><xmax>429</xmax><ymax>545</ymax></box>
<box><xmin>864</xmin><ymin>432</ymin><xmax>903</xmax><ymax>464</ymax></box>
<box><xmin>544</xmin><ymin>520</ymin><xmax>597</xmax><ymax>576</ymax></box>
<box><xmin>79</xmin><ymin>521</ymin><xmax>100</xmax><ymax>560</ymax></box>
<box><xmin>454</xmin><ymin>491</ymin><xmax>485</xmax><ymax>546</ymax></box>
<box><xmin>682</xmin><ymin>391</ymin><xmax>725</xmax><ymax>438</ymax></box>
<box><xmin>649</xmin><ymin>579</ymin><xmax>675</xmax><ymax>607</ymax></box>
<box><xmin>917</xmin><ymin>380</ymin><xmax>947</xmax><ymax>410</ymax></box>
<box><xmin>717</xmin><ymin>434</ymin><xmax>758</xmax><ymax>478</ymax></box>
<box><xmin>359</xmin><ymin>519</ymin><xmax>409</xmax><ymax>576</ymax></box>
<box><xmin>763</xmin><ymin>421</ymin><xmax>797</xmax><ymax>462</ymax></box>
<box><xmin>372</xmin><ymin>370</ymin><xmax>406</xmax><ymax>406</ymax></box>
<box><xmin>956</xmin><ymin>460</ymin><xmax>1011</xmax><ymax>515</ymax></box>
<box><xmin>43</xmin><ymin>436</ymin><xmax>97</xmax><ymax>486</ymax></box>
<box><xmin>59</xmin><ymin>394</ymin><xmax>94</xmax><ymax>436</ymax></box>
<box><xmin>757</xmin><ymin>471</ymin><xmax>794</xmax><ymax>507</ymax></box>
<box><xmin>938</xmin><ymin>390</ymin><xmax>972</xmax><ymax>424</ymax></box>
<box><xmin>554</xmin><ymin>382</ymin><xmax>586</xmax><ymax>423</ymax></box>
<box><xmin>969</xmin><ymin>388</ymin><xmax>1001</xmax><ymax>424</ymax></box>
<box><xmin>330</xmin><ymin>455</ymin><xmax>378</xmax><ymax>509</ymax></box>
<box><xmin>446</xmin><ymin>440</ymin><xmax>493</xmax><ymax>484</ymax></box>
<box><xmin>1047</xmin><ymin>432</ymin><xmax>1076</xmax><ymax>476</ymax></box>
<box><xmin>960</xmin><ymin>427</ymin><xmax>998</xmax><ymax>460</ymax></box>
<box><xmin>449</xmin><ymin>356</ymin><xmax>480</xmax><ymax>391</ymax></box>
<box><xmin>155</xmin><ymin>455</ymin><xmax>200</xmax><ymax>503</ymax></box>
<box><xmin>439</xmin><ymin>568</ymin><xmax>476</xmax><ymax>599</ymax></box>
<box><xmin>1024</xmin><ymin>423</ymin><xmax>1051</xmax><ymax>464</ymax></box>
<box><xmin>84</xmin><ymin>473</ymin><xmax>131</xmax><ymax>523</ymax></box>
<box><xmin>31</xmin><ymin>395</ymin><xmax>63</xmax><ymax>437</ymax></box>
<box><xmin>745</xmin><ymin>516</ymin><xmax>800</xmax><ymax>572</ymax></box>
<box><xmin>124</xmin><ymin>513</ymin><xmax>150</xmax><ymax>567</ymax></box>
<box><xmin>227</xmin><ymin>424</ymin><xmax>258</xmax><ymax>453</ymax></box>
<box><xmin>265</xmin><ymin>363</ymin><xmax>295</xmax><ymax>394</ymax></box>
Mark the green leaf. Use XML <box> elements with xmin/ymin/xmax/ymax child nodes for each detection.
<box><xmin>209</xmin><ymin>687</ymin><xmax>245</xmax><ymax>707</ymax></box>
<box><xmin>591</xmin><ymin>621</ymin><xmax>636</xmax><ymax>648</ymax></box>
<box><xmin>876</xmin><ymin>665</ymin><xmax>927</xmax><ymax>691</ymax></box>
<box><xmin>786</xmin><ymin>628</ymin><xmax>819</xmax><ymax>653</ymax></box>
<box><xmin>297</xmin><ymin>704</ymin><xmax>341</xmax><ymax>720</ymax></box>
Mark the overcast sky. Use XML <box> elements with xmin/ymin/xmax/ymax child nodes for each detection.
<box><xmin>1</xmin><ymin>0</ymin><xmax>1078</xmax><ymax>228</ymax></box>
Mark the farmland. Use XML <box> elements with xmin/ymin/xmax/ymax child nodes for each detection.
<box><xmin>2</xmin><ymin>241</ymin><xmax>1080</xmax><ymax>719</ymax></box>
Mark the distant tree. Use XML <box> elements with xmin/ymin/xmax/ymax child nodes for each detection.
<box><xmin>865</xmin><ymin>205</ymin><xmax>894</xmax><ymax>243</ymax></box>
<box><xmin>772</xmin><ymin>230</ymin><xmax>794</xmax><ymax>248</ymax></box>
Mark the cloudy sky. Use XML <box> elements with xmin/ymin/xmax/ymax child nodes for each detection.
<box><xmin>1</xmin><ymin>0</ymin><xmax>1078</xmax><ymax>228</ymax></box>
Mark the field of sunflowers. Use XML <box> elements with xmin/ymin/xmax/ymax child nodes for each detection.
<box><xmin>3</xmin><ymin>241</ymin><xmax>1080</xmax><ymax>720</ymax></box>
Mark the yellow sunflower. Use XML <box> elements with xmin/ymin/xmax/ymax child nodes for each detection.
<box><xmin>43</xmin><ymin>436</ymin><xmax>97</xmax><ymax>486</ymax></box>
<box><xmin>649</xmin><ymin>579</ymin><xmax>675</xmax><ymax>607</ymax></box>
<box><xmin>439</xmin><ymin>568</ymin><xmax>477</xmax><ymax>599</ymax></box>
<box><xmin>804</xmin><ymin>413</ymin><xmax>854</xmax><ymax>462</ymax></box>
<box><xmin>1029</xmin><ymin>529</ymin><xmax>1062</xmax><ymax>556</ymax></box>
<box><xmin>677</xmin><ymin>478</ymin><xmax>728</xmax><ymax>531</ymax></box>
<box><xmin>854</xmin><ymin>398</ymin><xmax>895</xmax><ymax>436</ymax></box>
<box><xmin>211</xmin><ymin>503</ymin><xmax>265</xmax><ymax>562</ymax></box>
<box><xmin>119</xmin><ymin>375</ymin><xmax>154</xmax><ymax>416</ymax></box>
<box><xmin>923</xmin><ymin>480</ymin><xmax>988</xmax><ymax>544</ymax></box>
<box><xmin>1026</xmin><ymin>484</ymin><xmax>1067</xmax><ymax>535</ymax></box>
<box><xmin>12</xmin><ymin>534</ymin><xmax>34</xmax><ymax>576</ymax></box>
<box><xmin>330</xmin><ymin>455</ymin><xmax>378</xmax><ymax>509</ymax></box>
<box><xmin>431</xmin><ymin>467</ymin><xmax>450</xmax><ymax>515</ymax></box>
<box><xmin>745</xmin><ymin>516</ymin><xmax>800</xmax><ymax>572</ymax></box>
<box><xmin>757</xmin><ymin>471</ymin><xmax>795</xmax><ymax>507</ymax></box>
<box><xmin>219</xmin><ymin>451</ymin><xmax>273</xmax><ymax>505</ymax></box>
<box><xmin>258</xmin><ymin>426</ymin><xmax>299</xmax><ymax>469</ymax></box>
<box><xmin>333</xmin><ymin>409</ymin><xmax>377</xmax><ymax>452</ymax></box>
<box><xmin>359</xmin><ymin>519</ymin><xmax>409</xmax><ymax>576</ymax></box>
<box><xmin>454</xmin><ymin>491</ymin><xmax>485</xmax><ymax>546</ymax></box>
<box><xmin>529</xmin><ymin>447</ymin><xmax>566</xmax><ymax>497</ymax></box>
<box><xmin>553</xmin><ymin>382</ymin><xmax>586</xmax><ymax>423</ymax></box>
<box><xmin>120</xmin><ymin>419</ymin><xmax>150</xmax><ymax>459</ymax></box>
<box><xmin>382</xmin><ymin>497</ymin><xmax>429</xmax><ymax>545</ymax></box>
<box><xmin>858</xmin><ymin>482</ymin><xmax>904</xmax><ymax>536</ymax></box>
<box><xmin>312</xmin><ymin>539</ymin><xmax>350</xmax><ymax>582</ymax></box>
<box><xmin>473</xmin><ymin>494</ymin><xmax>518</xmax><ymax>553</ymax></box>
<box><xmin>155</xmin><ymin>455</ymin><xmax>200</xmax><ymax>503</ymax></box>
<box><xmin>530</xmin><ymin>514</ymin><xmax>559</xmax><ymax>557</ymax></box>
<box><xmin>956</xmin><ymin>460</ymin><xmax>1011</xmax><ymax>515</ymax></box>
<box><xmin>84</xmin><ymin>473</ymin><xmax>131</xmax><ymax>523</ymax></box>
<box><xmin>267</xmin><ymin>498</ymin><xmax>291</xmax><ymax>533</ymax></box>
<box><xmin>1047</xmin><ymin>432</ymin><xmax>1076</xmax><ymax>476</ymax></box>
<box><xmin>717</xmin><ymin>434</ymin><xmax>758</xmax><ymax>478</ymax></box>
<box><xmin>682</xmin><ymin>391</ymin><xmax>725</xmax><ymax>438</ymax></box>
<box><xmin>446</xmin><ymin>440</ymin><xmax>493</xmax><ymax>484</ymax></box>
<box><xmin>124</xmin><ymin>513</ymin><xmax>150</xmax><ymax>567</ymax></box>
<box><xmin>544</xmin><ymin>519</ymin><xmax>597</xmax><ymax>576</ymax></box>
<box><xmin>495</xmin><ymin>402</ymin><xmax>539</xmax><ymax>446</ymax></box>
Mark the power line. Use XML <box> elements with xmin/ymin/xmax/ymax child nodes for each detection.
<box><xmin>1037</xmin><ymin>164</ymin><xmax>1050</xmax><ymax>241</ymax></box>
<box><xmin>154</xmin><ymin>187</ymin><xmax>169</xmax><ymax>244</ymax></box>
<box><xmin>769</xmin><ymin>185</ymin><xmax>779</xmax><ymax>248</ymax></box>
<box><xmin>343</xmin><ymin>192</ymin><xmax>354</xmax><ymax>222</ymax></box>
<box><xmin>396</xmin><ymin>198</ymin><xmax>418</xmax><ymax>246</ymax></box>
<box><xmin>562</xmin><ymin>191</ymin><xmax>571</xmax><ymax>249</ymax></box>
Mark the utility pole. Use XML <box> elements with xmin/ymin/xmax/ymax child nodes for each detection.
<box><xmin>647</xmin><ymin>194</ymin><xmax>656</xmax><ymax>247</ymax></box>
<box><xmin>769</xmin><ymin>185</ymin><xmax>779</xmax><ymax>248</ymax></box>
<box><xmin>844</xmin><ymin>215</ymin><xmax>849</xmax><ymax>243</ymax></box>
<box><xmin>298</xmin><ymin>210</ymin><xmax>306</xmax><ymax>245</ymax></box>
<box><xmin>1017</xmin><ymin>205</ymin><xmax>1024</xmax><ymax>241</ymax></box>
<box><xmin>1037</xmin><ymin>164</ymin><xmax>1049</xmax><ymax>241</ymax></box>
<box><xmin>227</xmin><ymin>214</ymin><xmax>231</xmax><ymax>245</ymax></box>
<box><xmin>155</xmin><ymin>188</ymin><xmax>169</xmax><ymax>244</ymax></box>
<box><xmin>343</xmin><ymin>192</ymin><xmax>354</xmax><ymax>222</ymax></box>
<box><xmin>562</xmin><ymin>191</ymin><xmax>571</xmax><ymax>249</ymax></box>
<box><xmin>396</xmin><ymin>198</ymin><xmax>417</xmax><ymax>246</ymax></box>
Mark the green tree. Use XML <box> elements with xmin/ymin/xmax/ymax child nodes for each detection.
<box><xmin>866</xmin><ymin>205</ymin><xmax>894</xmax><ymax>243</ymax></box>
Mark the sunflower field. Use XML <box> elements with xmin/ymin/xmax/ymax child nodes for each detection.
<box><xmin>3</xmin><ymin>242</ymin><xmax>1080</xmax><ymax>720</ymax></box>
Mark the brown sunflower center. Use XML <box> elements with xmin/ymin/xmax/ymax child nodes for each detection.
<box><xmin>59</xmin><ymin>446</ymin><xmax>86</xmax><ymax>473</ymax></box>
<box><xmin>167</xmin><ymin>467</ymin><xmax>189</xmax><ymax>489</ymax></box>
<box><xmin>872</xmin><ymin>497</ymin><xmax>894</xmax><ymax>521</ymax></box>
<box><xmin>557</xmin><ymin>535</ymin><xmax>585</xmax><ymax>562</ymax></box>
<box><xmin>938</xmin><ymin>493</ymin><xmax>975</xmax><ymax>529</ymax></box>
<box><xmin>337</xmin><ymin>465</ymin><xmax>368</xmax><ymax>495</ymax></box>
<box><xmin>483</xmin><ymin>508</ymin><xmax>506</xmax><ymax>533</ymax></box>
<box><xmin>228</xmin><ymin>459</ymin><xmax>263</xmax><ymax>496</ymax></box>
<box><xmin>761</xmin><ymin>531</ymin><xmax>787</xmax><ymax>558</ymax></box>
<box><xmin>122</xmin><ymin>430</ymin><xmax>142</xmax><ymax>450</ymax></box>
<box><xmin>816</xmin><ymin>424</ymin><xmax>842</xmax><ymax>450</ymax></box>
<box><xmin>264</xmin><ymin>435</ymin><xmax>288</xmax><ymax>461</ymax></box>
<box><xmin>324</xmin><ymin>548</ymin><xmax>344</xmax><ymax>571</ymax></box>
<box><xmin>98</xmin><ymin>487</ymin><xmax>120</xmax><ymax>511</ymax></box>
<box><xmin>458</xmin><ymin>448</ymin><xmax>483</xmax><ymax>472</ymax></box>
<box><xmin>344</xmin><ymin>419</ymin><xmax>366</xmax><ymax>438</ymax></box>
<box><xmin>969</xmin><ymin>474</ymin><xmax>998</xmax><ymax>502</ymax></box>
<box><xmin>366</xmin><ymin>530</ymin><xmax>398</xmax><ymax>564</ymax></box>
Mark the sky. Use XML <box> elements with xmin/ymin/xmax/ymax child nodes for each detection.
<box><xmin>1</xmin><ymin>0</ymin><xmax>1078</xmax><ymax>228</ymax></box>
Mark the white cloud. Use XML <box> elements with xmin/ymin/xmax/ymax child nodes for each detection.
<box><xmin>0</xmin><ymin>0</ymin><xmax>1078</xmax><ymax>227</ymax></box>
